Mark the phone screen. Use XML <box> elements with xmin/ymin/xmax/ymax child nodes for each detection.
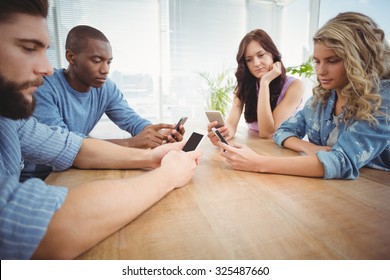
<box><xmin>182</xmin><ymin>132</ymin><xmax>204</xmax><ymax>152</ymax></box>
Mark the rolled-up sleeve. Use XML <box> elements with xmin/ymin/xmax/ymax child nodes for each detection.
<box><xmin>317</xmin><ymin>115</ymin><xmax>390</xmax><ymax>179</ymax></box>
<box><xmin>18</xmin><ymin>118</ymin><xmax>83</xmax><ymax>171</ymax></box>
<box><xmin>274</xmin><ymin>100</ymin><xmax>310</xmax><ymax>146</ymax></box>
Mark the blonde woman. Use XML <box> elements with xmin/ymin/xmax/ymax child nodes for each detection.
<box><xmin>218</xmin><ymin>12</ymin><xmax>390</xmax><ymax>179</ymax></box>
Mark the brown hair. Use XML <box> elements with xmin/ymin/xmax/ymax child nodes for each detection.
<box><xmin>235</xmin><ymin>29</ymin><xmax>286</xmax><ymax>123</ymax></box>
<box><xmin>0</xmin><ymin>0</ymin><xmax>48</xmax><ymax>22</ymax></box>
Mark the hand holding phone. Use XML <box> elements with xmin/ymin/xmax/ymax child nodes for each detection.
<box><xmin>171</xmin><ymin>117</ymin><xmax>188</xmax><ymax>139</ymax></box>
<box><xmin>205</xmin><ymin>110</ymin><xmax>225</xmax><ymax>128</ymax></box>
<box><xmin>211</xmin><ymin>127</ymin><xmax>228</xmax><ymax>145</ymax></box>
<box><xmin>174</xmin><ymin>117</ymin><xmax>188</xmax><ymax>131</ymax></box>
<box><xmin>182</xmin><ymin>132</ymin><xmax>204</xmax><ymax>152</ymax></box>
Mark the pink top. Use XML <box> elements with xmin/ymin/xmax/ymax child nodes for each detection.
<box><xmin>247</xmin><ymin>76</ymin><xmax>299</xmax><ymax>132</ymax></box>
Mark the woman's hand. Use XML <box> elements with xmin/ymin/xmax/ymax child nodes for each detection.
<box><xmin>207</xmin><ymin>121</ymin><xmax>230</xmax><ymax>146</ymax></box>
<box><xmin>218</xmin><ymin>142</ymin><xmax>262</xmax><ymax>172</ymax></box>
<box><xmin>260</xmin><ymin>61</ymin><xmax>282</xmax><ymax>84</ymax></box>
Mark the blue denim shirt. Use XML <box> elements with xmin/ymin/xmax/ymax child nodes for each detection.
<box><xmin>274</xmin><ymin>80</ymin><xmax>390</xmax><ymax>179</ymax></box>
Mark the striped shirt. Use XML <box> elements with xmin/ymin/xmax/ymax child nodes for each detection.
<box><xmin>0</xmin><ymin>116</ymin><xmax>83</xmax><ymax>259</ymax></box>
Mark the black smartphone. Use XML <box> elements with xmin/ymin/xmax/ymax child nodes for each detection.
<box><xmin>174</xmin><ymin>117</ymin><xmax>188</xmax><ymax>131</ymax></box>
<box><xmin>182</xmin><ymin>132</ymin><xmax>204</xmax><ymax>152</ymax></box>
<box><xmin>211</xmin><ymin>127</ymin><xmax>228</xmax><ymax>145</ymax></box>
<box><xmin>170</xmin><ymin>117</ymin><xmax>188</xmax><ymax>138</ymax></box>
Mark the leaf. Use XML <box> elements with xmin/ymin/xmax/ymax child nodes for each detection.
<box><xmin>286</xmin><ymin>56</ymin><xmax>315</xmax><ymax>82</ymax></box>
<box><xmin>199</xmin><ymin>68</ymin><xmax>236</xmax><ymax>117</ymax></box>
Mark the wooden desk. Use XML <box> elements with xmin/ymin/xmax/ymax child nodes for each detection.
<box><xmin>45</xmin><ymin>125</ymin><xmax>390</xmax><ymax>260</ymax></box>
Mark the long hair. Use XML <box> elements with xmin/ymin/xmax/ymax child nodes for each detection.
<box><xmin>235</xmin><ymin>29</ymin><xmax>286</xmax><ymax>123</ymax></box>
<box><xmin>313</xmin><ymin>12</ymin><xmax>390</xmax><ymax>124</ymax></box>
<box><xmin>0</xmin><ymin>0</ymin><xmax>48</xmax><ymax>21</ymax></box>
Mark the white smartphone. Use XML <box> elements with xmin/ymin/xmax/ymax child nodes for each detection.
<box><xmin>205</xmin><ymin>110</ymin><xmax>225</xmax><ymax>128</ymax></box>
<box><xmin>211</xmin><ymin>127</ymin><xmax>228</xmax><ymax>145</ymax></box>
<box><xmin>182</xmin><ymin>132</ymin><xmax>204</xmax><ymax>152</ymax></box>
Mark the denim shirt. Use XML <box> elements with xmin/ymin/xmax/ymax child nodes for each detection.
<box><xmin>274</xmin><ymin>80</ymin><xmax>390</xmax><ymax>179</ymax></box>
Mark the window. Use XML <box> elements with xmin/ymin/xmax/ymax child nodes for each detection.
<box><xmin>46</xmin><ymin>0</ymin><xmax>389</xmax><ymax>137</ymax></box>
<box><xmin>48</xmin><ymin>0</ymin><xmax>308</xmax><ymax>124</ymax></box>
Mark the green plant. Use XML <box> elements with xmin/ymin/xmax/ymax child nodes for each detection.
<box><xmin>199</xmin><ymin>69</ymin><xmax>236</xmax><ymax>118</ymax></box>
<box><xmin>286</xmin><ymin>56</ymin><xmax>315</xmax><ymax>81</ymax></box>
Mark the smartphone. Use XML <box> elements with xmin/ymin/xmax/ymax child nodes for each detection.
<box><xmin>211</xmin><ymin>127</ymin><xmax>228</xmax><ymax>145</ymax></box>
<box><xmin>174</xmin><ymin>117</ymin><xmax>188</xmax><ymax>131</ymax></box>
<box><xmin>170</xmin><ymin>117</ymin><xmax>188</xmax><ymax>138</ymax></box>
<box><xmin>182</xmin><ymin>132</ymin><xmax>204</xmax><ymax>152</ymax></box>
<box><xmin>205</xmin><ymin>110</ymin><xmax>225</xmax><ymax>128</ymax></box>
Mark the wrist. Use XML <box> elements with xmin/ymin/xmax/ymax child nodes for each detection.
<box><xmin>259</xmin><ymin>78</ymin><xmax>270</xmax><ymax>87</ymax></box>
<box><xmin>283</xmin><ymin>137</ymin><xmax>304</xmax><ymax>152</ymax></box>
<box><xmin>125</xmin><ymin>137</ymin><xmax>136</xmax><ymax>147</ymax></box>
<box><xmin>254</xmin><ymin>155</ymin><xmax>267</xmax><ymax>173</ymax></box>
<box><xmin>126</xmin><ymin>148</ymin><xmax>155</xmax><ymax>169</ymax></box>
<box><xmin>151</xmin><ymin>167</ymin><xmax>176</xmax><ymax>192</ymax></box>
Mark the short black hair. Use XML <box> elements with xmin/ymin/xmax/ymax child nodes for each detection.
<box><xmin>0</xmin><ymin>0</ymin><xmax>48</xmax><ymax>22</ymax></box>
<box><xmin>65</xmin><ymin>25</ymin><xmax>110</xmax><ymax>53</ymax></box>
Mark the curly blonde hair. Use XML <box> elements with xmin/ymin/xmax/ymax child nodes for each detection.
<box><xmin>312</xmin><ymin>12</ymin><xmax>390</xmax><ymax>124</ymax></box>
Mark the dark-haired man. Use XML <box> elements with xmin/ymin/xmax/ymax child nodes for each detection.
<box><xmin>0</xmin><ymin>0</ymin><xmax>201</xmax><ymax>259</ymax></box>
<box><xmin>24</xmin><ymin>24</ymin><xmax>184</xmax><ymax>180</ymax></box>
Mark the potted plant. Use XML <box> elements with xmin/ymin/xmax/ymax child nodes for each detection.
<box><xmin>286</xmin><ymin>56</ymin><xmax>315</xmax><ymax>81</ymax></box>
<box><xmin>199</xmin><ymin>69</ymin><xmax>236</xmax><ymax>118</ymax></box>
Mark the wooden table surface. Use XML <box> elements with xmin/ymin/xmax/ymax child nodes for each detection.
<box><xmin>45</xmin><ymin>123</ymin><xmax>390</xmax><ymax>260</ymax></box>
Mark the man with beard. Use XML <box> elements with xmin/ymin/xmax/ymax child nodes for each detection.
<box><xmin>0</xmin><ymin>0</ymin><xmax>201</xmax><ymax>259</ymax></box>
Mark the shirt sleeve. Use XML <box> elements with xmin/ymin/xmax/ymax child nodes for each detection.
<box><xmin>33</xmin><ymin>79</ymin><xmax>73</xmax><ymax>135</ymax></box>
<box><xmin>0</xmin><ymin>176</ymin><xmax>67</xmax><ymax>259</ymax></box>
<box><xmin>104</xmin><ymin>80</ymin><xmax>152</xmax><ymax>136</ymax></box>
<box><xmin>19</xmin><ymin>118</ymin><xmax>83</xmax><ymax>172</ymax></box>
<box><xmin>317</xmin><ymin>113</ymin><xmax>390</xmax><ymax>179</ymax></box>
<box><xmin>273</xmin><ymin>97</ymin><xmax>311</xmax><ymax>146</ymax></box>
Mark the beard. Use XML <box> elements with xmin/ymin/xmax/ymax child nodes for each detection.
<box><xmin>0</xmin><ymin>73</ymin><xmax>42</xmax><ymax>120</ymax></box>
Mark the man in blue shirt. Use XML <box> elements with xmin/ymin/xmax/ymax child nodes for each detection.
<box><xmin>33</xmin><ymin>25</ymin><xmax>184</xmax><ymax>148</ymax></box>
<box><xmin>0</xmin><ymin>0</ymin><xmax>201</xmax><ymax>259</ymax></box>
<box><xmin>23</xmin><ymin>25</ymin><xmax>185</xmax><ymax>180</ymax></box>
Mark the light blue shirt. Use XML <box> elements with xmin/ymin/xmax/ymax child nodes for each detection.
<box><xmin>33</xmin><ymin>68</ymin><xmax>152</xmax><ymax>137</ymax></box>
<box><xmin>0</xmin><ymin>116</ymin><xmax>83</xmax><ymax>259</ymax></box>
<box><xmin>22</xmin><ymin>68</ymin><xmax>152</xmax><ymax>179</ymax></box>
<box><xmin>274</xmin><ymin>80</ymin><xmax>390</xmax><ymax>179</ymax></box>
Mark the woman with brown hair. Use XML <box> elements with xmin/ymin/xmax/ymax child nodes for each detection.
<box><xmin>207</xmin><ymin>29</ymin><xmax>304</xmax><ymax>144</ymax></box>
